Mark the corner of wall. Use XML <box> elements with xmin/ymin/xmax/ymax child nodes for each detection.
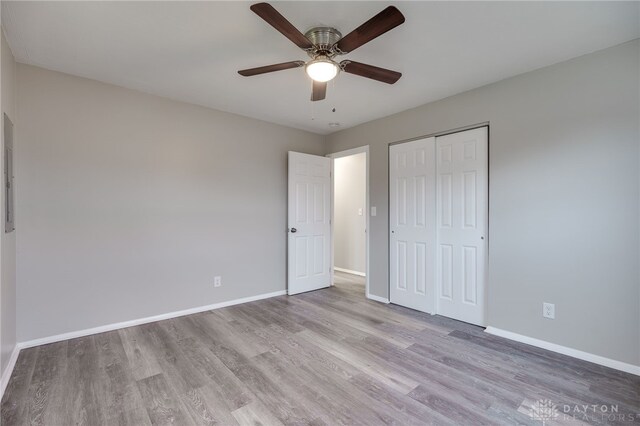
<box><xmin>0</xmin><ymin>26</ymin><xmax>18</xmax><ymax>383</ymax></box>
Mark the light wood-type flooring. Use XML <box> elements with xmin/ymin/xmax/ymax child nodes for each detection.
<box><xmin>2</xmin><ymin>272</ymin><xmax>638</xmax><ymax>425</ymax></box>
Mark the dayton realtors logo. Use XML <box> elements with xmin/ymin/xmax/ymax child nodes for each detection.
<box><xmin>529</xmin><ymin>399</ymin><xmax>559</xmax><ymax>424</ymax></box>
<box><xmin>528</xmin><ymin>399</ymin><xmax>640</xmax><ymax>423</ymax></box>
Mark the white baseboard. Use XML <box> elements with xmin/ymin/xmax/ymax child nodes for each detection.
<box><xmin>18</xmin><ymin>290</ymin><xmax>287</xmax><ymax>350</ymax></box>
<box><xmin>366</xmin><ymin>292</ymin><xmax>390</xmax><ymax>304</ymax></box>
<box><xmin>484</xmin><ymin>326</ymin><xmax>640</xmax><ymax>376</ymax></box>
<box><xmin>334</xmin><ymin>267</ymin><xmax>366</xmax><ymax>277</ymax></box>
<box><xmin>0</xmin><ymin>344</ymin><xmax>21</xmax><ymax>401</ymax></box>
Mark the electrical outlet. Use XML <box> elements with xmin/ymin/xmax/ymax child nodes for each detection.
<box><xmin>214</xmin><ymin>276</ymin><xmax>222</xmax><ymax>287</ymax></box>
<box><xmin>358</xmin><ymin>208</ymin><xmax>363</xmax><ymax>216</ymax></box>
<box><xmin>543</xmin><ymin>302</ymin><xmax>555</xmax><ymax>319</ymax></box>
<box><xmin>371</xmin><ymin>206</ymin><xmax>377</xmax><ymax>216</ymax></box>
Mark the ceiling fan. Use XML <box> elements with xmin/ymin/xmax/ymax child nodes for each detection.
<box><xmin>238</xmin><ymin>3</ymin><xmax>405</xmax><ymax>101</ymax></box>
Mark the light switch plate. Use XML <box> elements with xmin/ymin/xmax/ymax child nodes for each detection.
<box><xmin>371</xmin><ymin>206</ymin><xmax>377</xmax><ymax>216</ymax></box>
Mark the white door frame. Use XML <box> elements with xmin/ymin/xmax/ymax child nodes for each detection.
<box><xmin>388</xmin><ymin>123</ymin><xmax>490</xmax><ymax>320</ymax></box>
<box><xmin>326</xmin><ymin>145</ymin><xmax>370</xmax><ymax>299</ymax></box>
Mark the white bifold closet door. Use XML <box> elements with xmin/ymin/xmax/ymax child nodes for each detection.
<box><xmin>436</xmin><ymin>127</ymin><xmax>488</xmax><ymax>326</ymax></box>
<box><xmin>389</xmin><ymin>138</ymin><xmax>436</xmax><ymax>313</ymax></box>
<box><xmin>389</xmin><ymin>127</ymin><xmax>488</xmax><ymax>326</ymax></box>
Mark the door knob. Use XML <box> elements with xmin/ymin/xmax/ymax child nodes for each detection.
<box><xmin>291</xmin><ymin>228</ymin><xmax>297</xmax><ymax>233</ymax></box>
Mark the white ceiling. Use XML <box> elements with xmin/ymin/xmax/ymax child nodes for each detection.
<box><xmin>2</xmin><ymin>1</ymin><xmax>638</xmax><ymax>135</ymax></box>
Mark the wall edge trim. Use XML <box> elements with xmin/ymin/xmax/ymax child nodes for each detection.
<box><xmin>366</xmin><ymin>292</ymin><xmax>390</xmax><ymax>304</ymax></box>
<box><xmin>334</xmin><ymin>267</ymin><xmax>366</xmax><ymax>277</ymax></box>
<box><xmin>18</xmin><ymin>290</ymin><xmax>287</xmax><ymax>350</ymax></box>
<box><xmin>485</xmin><ymin>326</ymin><xmax>640</xmax><ymax>376</ymax></box>
<box><xmin>0</xmin><ymin>344</ymin><xmax>21</xmax><ymax>401</ymax></box>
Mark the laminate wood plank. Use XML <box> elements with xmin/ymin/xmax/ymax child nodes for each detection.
<box><xmin>249</xmin><ymin>351</ymin><xmax>356</xmax><ymax>425</ymax></box>
<box><xmin>231</xmin><ymin>400</ymin><xmax>285</xmax><ymax>426</ymax></box>
<box><xmin>196</xmin><ymin>311</ymin><xmax>270</xmax><ymax>358</ymax></box>
<box><xmin>26</xmin><ymin>342</ymin><xmax>69</xmax><ymax>426</ymax></box>
<box><xmin>238</xmin><ymin>301</ymin><xmax>305</xmax><ymax>333</ymax></box>
<box><xmin>172</xmin><ymin>331</ymin><xmax>253</xmax><ymax>411</ymax></box>
<box><xmin>252</xmin><ymin>333</ymin><xmax>396</xmax><ymax>425</ymax></box>
<box><xmin>297</xmin><ymin>328</ymin><xmax>420</xmax><ymax>394</ymax></box>
<box><xmin>210</xmin><ymin>343</ymin><xmax>318</xmax><ymax>425</ymax></box>
<box><xmin>345</xmin><ymin>332</ymin><xmax>537</xmax><ymax>422</ymax></box>
<box><xmin>255</xmin><ymin>323</ymin><xmax>360</xmax><ymax>380</ymax></box>
<box><xmin>119</xmin><ymin>325</ymin><xmax>163</xmax><ymax>381</ymax></box>
<box><xmin>144</xmin><ymin>322</ymin><xmax>207</xmax><ymax>393</ymax></box>
<box><xmin>94</xmin><ymin>331</ymin><xmax>152</xmax><ymax>426</ymax></box>
<box><xmin>268</xmin><ymin>297</ymin><xmax>373</xmax><ymax>342</ymax></box>
<box><xmin>61</xmin><ymin>336</ymin><xmax>104</xmax><ymax>425</ymax></box>
<box><xmin>180</xmin><ymin>385</ymin><xmax>239</xmax><ymax>426</ymax></box>
<box><xmin>230</xmin><ymin>302</ymin><xmax>278</xmax><ymax>328</ymax></box>
<box><xmin>407</xmin><ymin>384</ymin><xmax>500</xmax><ymax>425</ymax></box>
<box><xmin>1</xmin><ymin>347</ymin><xmax>38</xmax><ymax>426</ymax></box>
<box><xmin>255</xmin><ymin>345</ymin><xmax>427</xmax><ymax>426</ymax></box>
<box><xmin>312</xmin><ymin>291</ymin><xmax>429</xmax><ymax>332</ymax></box>
<box><xmin>136</xmin><ymin>373</ymin><xmax>194</xmax><ymax>426</ymax></box>
<box><xmin>300</xmin><ymin>299</ymin><xmax>419</xmax><ymax>348</ymax></box>
<box><xmin>290</xmin><ymin>296</ymin><xmax>415</xmax><ymax>348</ymax></box>
<box><xmin>270</xmin><ymin>349</ymin><xmax>437</xmax><ymax>426</ymax></box>
<box><xmin>347</xmin><ymin>372</ymin><xmax>456</xmax><ymax>426</ymax></box>
<box><xmin>253</xmin><ymin>324</ymin><xmax>401</xmax><ymax>424</ymax></box>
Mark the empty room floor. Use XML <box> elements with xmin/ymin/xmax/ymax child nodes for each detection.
<box><xmin>2</xmin><ymin>277</ymin><xmax>638</xmax><ymax>425</ymax></box>
<box><xmin>333</xmin><ymin>270</ymin><xmax>366</xmax><ymax>297</ymax></box>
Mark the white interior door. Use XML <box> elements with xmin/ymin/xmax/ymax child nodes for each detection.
<box><xmin>389</xmin><ymin>138</ymin><xmax>436</xmax><ymax>313</ymax></box>
<box><xmin>436</xmin><ymin>127</ymin><xmax>488</xmax><ymax>326</ymax></box>
<box><xmin>288</xmin><ymin>152</ymin><xmax>331</xmax><ymax>295</ymax></box>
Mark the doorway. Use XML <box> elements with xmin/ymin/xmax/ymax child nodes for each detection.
<box><xmin>327</xmin><ymin>146</ymin><xmax>370</xmax><ymax>299</ymax></box>
<box><xmin>389</xmin><ymin>126</ymin><xmax>488</xmax><ymax>326</ymax></box>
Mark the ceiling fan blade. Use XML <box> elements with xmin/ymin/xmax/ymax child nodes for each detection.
<box><xmin>311</xmin><ymin>80</ymin><xmax>327</xmax><ymax>101</ymax></box>
<box><xmin>238</xmin><ymin>61</ymin><xmax>304</xmax><ymax>77</ymax></box>
<box><xmin>336</xmin><ymin>6</ymin><xmax>405</xmax><ymax>54</ymax></box>
<box><xmin>250</xmin><ymin>3</ymin><xmax>313</xmax><ymax>50</ymax></box>
<box><xmin>341</xmin><ymin>61</ymin><xmax>401</xmax><ymax>84</ymax></box>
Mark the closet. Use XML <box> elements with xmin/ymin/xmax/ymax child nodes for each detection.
<box><xmin>389</xmin><ymin>126</ymin><xmax>488</xmax><ymax>326</ymax></box>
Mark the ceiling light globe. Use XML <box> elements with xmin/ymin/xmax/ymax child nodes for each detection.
<box><xmin>305</xmin><ymin>59</ymin><xmax>339</xmax><ymax>83</ymax></box>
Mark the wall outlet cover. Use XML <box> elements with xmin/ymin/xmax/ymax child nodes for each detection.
<box><xmin>543</xmin><ymin>302</ymin><xmax>555</xmax><ymax>319</ymax></box>
<box><xmin>214</xmin><ymin>276</ymin><xmax>222</xmax><ymax>287</ymax></box>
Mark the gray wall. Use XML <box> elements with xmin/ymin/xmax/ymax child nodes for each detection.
<box><xmin>1</xmin><ymin>30</ymin><xmax>17</xmax><ymax>376</ymax></box>
<box><xmin>15</xmin><ymin>64</ymin><xmax>325</xmax><ymax>342</ymax></box>
<box><xmin>333</xmin><ymin>153</ymin><xmax>366</xmax><ymax>274</ymax></box>
<box><xmin>326</xmin><ymin>40</ymin><xmax>640</xmax><ymax>366</ymax></box>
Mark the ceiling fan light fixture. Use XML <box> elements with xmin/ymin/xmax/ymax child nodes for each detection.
<box><xmin>305</xmin><ymin>57</ymin><xmax>339</xmax><ymax>82</ymax></box>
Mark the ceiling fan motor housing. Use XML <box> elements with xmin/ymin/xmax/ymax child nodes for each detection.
<box><xmin>305</xmin><ymin>27</ymin><xmax>342</xmax><ymax>56</ymax></box>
